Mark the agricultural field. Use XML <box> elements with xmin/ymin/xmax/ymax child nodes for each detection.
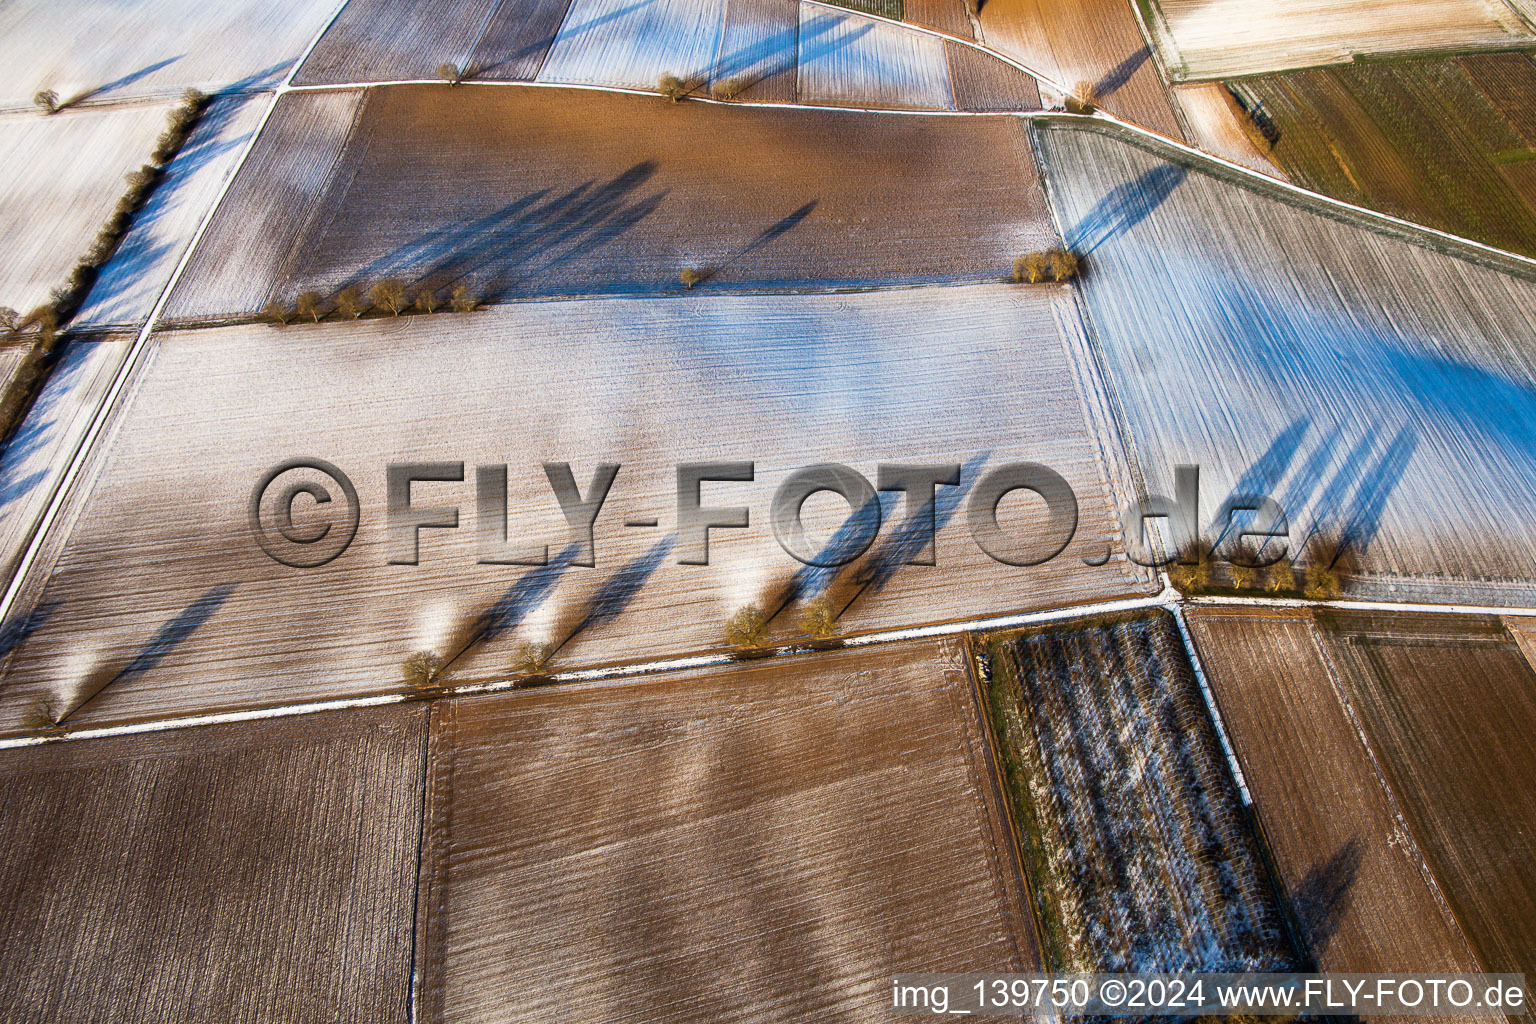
<box><xmin>0</xmin><ymin>285</ymin><xmax>1152</xmax><ymax>737</ymax></box>
<box><xmin>0</xmin><ymin>704</ymin><xmax>425</xmax><ymax>1022</ymax></box>
<box><xmin>297</xmin><ymin>0</ymin><xmax>1038</xmax><ymax>111</ymax></box>
<box><xmin>976</xmin><ymin>0</ymin><xmax>1185</xmax><ymax>138</ymax></box>
<box><xmin>166</xmin><ymin>84</ymin><xmax>1054</xmax><ymax>321</ymax></box>
<box><xmin>1184</xmin><ymin>607</ymin><xmax>1490</xmax><ymax>979</ymax></box>
<box><xmin>0</xmin><ymin>103</ymin><xmax>175</xmax><ymax>318</ymax></box>
<box><xmin>417</xmin><ymin>640</ymin><xmax>1039</xmax><ymax>1022</ymax></box>
<box><xmin>1036</xmin><ymin>121</ymin><xmax>1536</xmax><ymax>604</ymax></box>
<box><xmin>980</xmin><ymin>611</ymin><xmax>1296</xmax><ymax>971</ymax></box>
<box><xmin>1229</xmin><ymin>55</ymin><xmax>1536</xmax><ymax>258</ymax></box>
<box><xmin>0</xmin><ymin>337</ymin><xmax>131</xmax><ymax>586</ymax></box>
<box><xmin>1319</xmin><ymin>611</ymin><xmax>1536</xmax><ymax>977</ymax></box>
<box><xmin>73</xmin><ymin>94</ymin><xmax>272</xmax><ymax>329</ymax></box>
<box><xmin>1172</xmin><ymin>83</ymin><xmax>1283</xmax><ymax>174</ymax></box>
<box><xmin>0</xmin><ymin>0</ymin><xmax>340</xmax><ymax>109</ymax></box>
<box><xmin>1140</xmin><ymin>0</ymin><xmax>1535</xmax><ymax>81</ymax></box>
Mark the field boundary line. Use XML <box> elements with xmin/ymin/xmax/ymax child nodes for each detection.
<box><xmin>1186</xmin><ymin>592</ymin><xmax>1536</xmax><ymax>618</ymax></box>
<box><xmin>1168</xmin><ymin>603</ymin><xmax>1252</xmax><ymax>805</ymax></box>
<box><xmin>0</xmin><ymin>0</ymin><xmax>356</xmax><ymax>631</ymax></box>
<box><xmin>273</xmin><ymin>74</ymin><xmax>1536</xmax><ymax>270</ymax></box>
<box><xmin>10</xmin><ymin>582</ymin><xmax>1536</xmax><ymax>748</ymax></box>
<box><xmin>1040</xmin><ymin>113</ymin><xmax>1536</xmax><ymax>275</ymax></box>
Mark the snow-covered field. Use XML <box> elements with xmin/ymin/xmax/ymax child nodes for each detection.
<box><xmin>0</xmin><ymin>285</ymin><xmax>1152</xmax><ymax>735</ymax></box>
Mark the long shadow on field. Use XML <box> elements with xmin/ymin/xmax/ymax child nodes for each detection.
<box><xmin>1206</xmin><ymin>414</ymin><xmax>1420</xmax><ymax>568</ymax></box>
<box><xmin>444</xmin><ymin>541</ymin><xmax>581</xmax><ymax>668</ymax></box>
<box><xmin>0</xmin><ymin>340</ymin><xmax>114</xmax><ymax>509</ymax></box>
<box><xmin>475</xmin><ymin>0</ymin><xmax>654</xmax><ymax>77</ymax></box>
<box><xmin>1290</xmin><ymin>839</ymin><xmax>1362</xmax><ymax>958</ymax></box>
<box><xmin>1208</xmin><ymin>416</ymin><xmax>1310</xmax><ymax>554</ymax></box>
<box><xmin>0</xmin><ymin>601</ymin><xmax>59</xmax><ymax>663</ymax></box>
<box><xmin>703</xmin><ymin>12</ymin><xmax>868</xmax><ymax>95</ymax></box>
<box><xmin>330</xmin><ymin>162</ymin><xmax>667</xmax><ymax>300</ymax></box>
<box><xmin>60</xmin><ymin>582</ymin><xmax>236</xmax><ymax>723</ymax></box>
<box><xmin>1066</xmin><ymin>164</ymin><xmax>1187</xmax><ymax>254</ymax></box>
<box><xmin>761</xmin><ymin>452</ymin><xmax>989</xmax><ymax>628</ymax></box>
<box><xmin>833</xmin><ymin>450</ymin><xmax>991</xmax><ymax>618</ymax></box>
<box><xmin>61</xmin><ymin>55</ymin><xmax>184</xmax><ymax>107</ymax></box>
<box><xmin>550</xmin><ymin>533</ymin><xmax>674</xmax><ymax>656</ymax></box>
<box><xmin>82</xmin><ymin>92</ymin><xmax>264</xmax><ymax>319</ymax></box>
<box><xmin>1091</xmin><ymin>46</ymin><xmax>1152</xmax><ymax>101</ymax></box>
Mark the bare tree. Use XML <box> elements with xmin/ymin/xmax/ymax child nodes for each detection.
<box><xmin>1013</xmin><ymin>253</ymin><xmax>1046</xmax><ymax>284</ymax></box>
<box><xmin>262</xmin><ymin>299</ymin><xmax>291</xmax><ymax>326</ymax></box>
<box><xmin>33</xmin><ymin>89</ymin><xmax>59</xmax><ymax>114</ymax></box>
<box><xmin>449</xmin><ymin>285</ymin><xmax>479</xmax><ymax>313</ymax></box>
<box><xmin>401</xmin><ymin>650</ymin><xmax>444</xmax><ymax>689</ymax></box>
<box><xmin>512</xmin><ymin>642</ymin><xmax>551</xmax><ymax>677</ymax></box>
<box><xmin>1048</xmin><ymin>248</ymin><xmax>1080</xmax><ymax>282</ymax></box>
<box><xmin>679</xmin><ymin>267</ymin><xmax>710</xmax><ymax>289</ymax></box>
<box><xmin>413</xmin><ymin>288</ymin><xmax>439</xmax><ymax>314</ymax></box>
<box><xmin>1065</xmin><ymin>80</ymin><xmax>1099</xmax><ymax>114</ymax></box>
<box><xmin>725</xmin><ymin>605</ymin><xmax>768</xmax><ymax>649</ymax></box>
<box><xmin>437</xmin><ymin>62</ymin><xmax>463</xmax><ymax>86</ymax></box>
<box><xmin>334</xmin><ymin>286</ymin><xmax>365</xmax><ymax>319</ymax></box>
<box><xmin>798</xmin><ymin>596</ymin><xmax>838</xmax><ymax>639</ymax></box>
<box><xmin>0</xmin><ymin>307</ymin><xmax>18</xmax><ymax>333</ymax></box>
<box><xmin>658</xmin><ymin>73</ymin><xmax>689</xmax><ymax>102</ymax></box>
<box><xmin>372</xmin><ymin>279</ymin><xmax>407</xmax><ymax>315</ymax></box>
<box><xmin>295</xmin><ymin>291</ymin><xmax>324</xmax><ymax>323</ymax></box>
<box><xmin>712</xmin><ymin>77</ymin><xmax>748</xmax><ymax>101</ymax></box>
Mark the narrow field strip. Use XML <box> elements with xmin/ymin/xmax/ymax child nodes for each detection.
<box><xmin>8</xmin><ymin>585</ymin><xmax>1536</xmax><ymax>751</ymax></box>
<box><xmin>0</xmin><ymin>0</ymin><xmax>355</xmax><ymax>634</ymax></box>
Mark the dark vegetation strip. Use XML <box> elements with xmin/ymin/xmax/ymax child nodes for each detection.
<box><xmin>0</xmin><ymin>89</ymin><xmax>211</xmax><ymax>447</ymax></box>
<box><xmin>1037</xmin><ymin>115</ymin><xmax>1536</xmax><ymax>281</ymax></box>
<box><xmin>978</xmin><ymin>610</ymin><xmax>1301</xmax><ymax>972</ymax></box>
<box><xmin>1227</xmin><ymin>54</ymin><xmax>1536</xmax><ymax>258</ymax></box>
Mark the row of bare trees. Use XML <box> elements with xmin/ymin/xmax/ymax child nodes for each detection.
<box><xmin>1012</xmin><ymin>248</ymin><xmax>1081</xmax><ymax>283</ymax></box>
<box><xmin>0</xmin><ymin>89</ymin><xmax>210</xmax><ymax>446</ymax></box>
<box><xmin>263</xmin><ymin>280</ymin><xmax>480</xmax><ymax>325</ymax></box>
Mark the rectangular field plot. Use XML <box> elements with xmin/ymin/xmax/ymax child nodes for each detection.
<box><xmin>0</xmin><ymin>337</ymin><xmax>131</xmax><ymax>586</ymax></box>
<box><xmin>536</xmin><ymin>0</ymin><xmax>728</xmax><ymax>90</ymax></box>
<box><xmin>1231</xmin><ymin>55</ymin><xmax>1536</xmax><ymax>259</ymax></box>
<box><xmin>295</xmin><ymin>0</ymin><xmax>503</xmax><ymax>86</ymax></box>
<box><xmin>980</xmin><ymin>611</ymin><xmax>1297</xmax><ymax>972</ymax></box>
<box><xmin>1320</xmin><ymin>611</ymin><xmax>1536</xmax><ymax>978</ymax></box>
<box><xmin>416</xmin><ymin>640</ymin><xmax>1039</xmax><ymax>1022</ymax></box>
<box><xmin>976</xmin><ymin>0</ymin><xmax>1184</xmax><ymax>138</ymax></box>
<box><xmin>73</xmin><ymin>94</ymin><xmax>271</xmax><ymax>329</ymax></box>
<box><xmin>167</xmin><ymin>84</ymin><xmax>1054</xmax><ymax>321</ymax></box>
<box><xmin>712</xmin><ymin>0</ymin><xmax>800</xmax><ymax>103</ymax></box>
<box><xmin>1184</xmin><ymin>607</ymin><xmax>1489</xmax><ymax>979</ymax></box>
<box><xmin>0</xmin><ymin>705</ymin><xmax>425</xmax><ymax>1023</ymax></box>
<box><xmin>1141</xmin><ymin>0</ymin><xmax>1533</xmax><ymax>81</ymax></box>
<box><xmin>0</xmin><ymin>0</ymin><xmax>340</xmax><ymax>108</ymax></box>
<box><xmin>0</xmin><ymin>103</ymin><xmax>173</xmax><ymax>317</ymax></box>
<box><xmin>0</xmin><ymin>285</ymin><xmax>1152</xmax><ymax>736</ymax></box>
<box><xmin>1037</xmin><ymin>122</ymin><xmax>1536</xmax><ymax>604</ymax></box>
<box><xmin>796</xmin><ymin>5</ymin><xmax>954</xmax><ymax>109</ymax></box>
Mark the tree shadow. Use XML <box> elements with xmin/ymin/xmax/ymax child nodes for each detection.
<box><xmin>1066</xmin><ymin>163</ymin><xmax>1187</xmax><ymax>255</ymax></box>
<box><xmin>551</xmin><ymin>533</ymin><xmax>674</xmax><ymax>655</ymax></box>
<box><xmin>474</xmin><ymin>0</ymin><xmax>656</xmax><ymax>78</ymax></box>
<box><xmin>0</xmin><ymin>601</ymin><xmax>60</xmax><ymax>662</ymax></box>
<box><xmin>444</xmin><ymin>541</ymin><xmax>581</xmax><ymax>667</ymax></box>
<box><xmin>310</xmin><ymin>161</ymin><xmax>668</xmax><ymax>301</ymax></box>
<box><xmin>1091</xmin><ymin>46</ymin><xmax>1152</xmax><ymax>102</ymax></box>
<box><xmin>59</xmin><ymin>582</ymin><xmax>236</xmax><ymax>723</ymax></box>
<box><xmin>60</xmin><ymin>55</ymin><xmax>184</xmax><ymax>108</ymax></box>
<box><xmin>1290</xmin><ymin>839</ymin><xmax>1362</xmax><ymax>958</ymax></box>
